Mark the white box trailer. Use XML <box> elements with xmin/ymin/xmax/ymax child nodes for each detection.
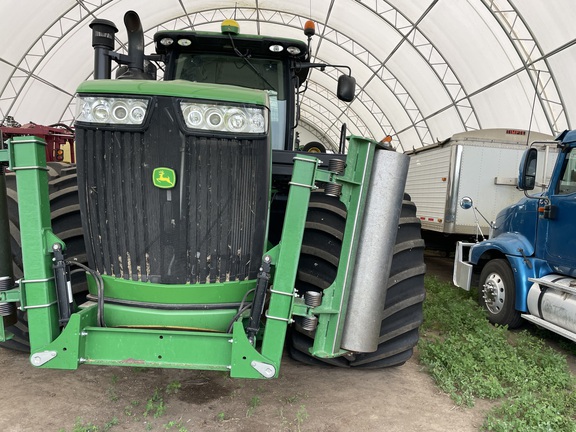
<box><xmin>405</xmin><ymin>129</ymin><xmax>554</xmax><ymax>240</ymax></box>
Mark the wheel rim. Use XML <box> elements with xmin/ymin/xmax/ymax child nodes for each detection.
<box><xmin>482</xmin><ymin>272</ymin><xmax>505</xmax><ymax>314</ymax></box>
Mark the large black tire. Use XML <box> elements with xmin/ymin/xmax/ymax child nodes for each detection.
<box><xmin>478</xmin><ymin>259</ymin><xmax>522</xmax><ymax>328</ymax></box>
<box><xmin>1</xmin><ymin>162</ymin><xmax>87</xmax><ymax>351</ymax></box>
<box><xmin>288</xmin><ymin>193</ymin><xmax>426</xmax><ymax>368</ymax></box>
<box><xmin>301</xmin><ymin>141</ymin><xmax>327</xmax><ymax>153</ymax></box>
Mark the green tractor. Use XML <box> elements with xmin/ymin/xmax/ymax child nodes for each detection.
<box><xmin>0</xmin><ymin>11</ymin><xmax>425</xmax><ymax>378</ymax></box>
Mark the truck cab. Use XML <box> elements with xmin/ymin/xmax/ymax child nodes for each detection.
<box><xmin>454</xmin><ymin>130</ymin><xmax>576</xmax><ymax>342</ymax></box>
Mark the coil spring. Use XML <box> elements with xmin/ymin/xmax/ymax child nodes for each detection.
<box><xmin>0</xmin><ymin>276</ymin><xmax>15</xmax><ymax>317</ymax></box>
<box><xmin>328</xmin><ymin>158</ymin><xmax>346</xmax><ymax>175</ymax></box>
<box><xmin>301</xmin><ymin>315</ymin><xmax>318</xmax><ymax>332</ymax></box>
<box><xmin>304</xmin><ymin>290</ymin><xmax>322</xmax><ymax>307</ymax></box>
<box><xmin>324</xmin><ymin>182</ymin><xmax>342</xmax><ymax>197</ymax></box>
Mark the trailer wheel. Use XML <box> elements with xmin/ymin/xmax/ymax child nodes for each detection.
<box><xmin>478</xmin><ymin>259</ymin><xmax>522</xmax><ymax>328</ymax></box>
<box><xmin>1</xmin><ymin>163</ymin><xmax>87</xmax><ymax>351</ymax></box>
<box><xmin>288</xmin><ymin>193</ymin><xmax>426</xmax><ymax>368</ymax></box>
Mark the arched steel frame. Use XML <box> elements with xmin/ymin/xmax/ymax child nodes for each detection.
<box><xmin>0</xmin><ymin>1</ymin><xmax>569</xmax><ymax>151</ymax></box>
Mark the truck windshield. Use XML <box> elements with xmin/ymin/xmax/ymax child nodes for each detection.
<box><xmin>558</xmin><ymin>148</ymin><xmax>576</xmax><ymax>195</ymax></box>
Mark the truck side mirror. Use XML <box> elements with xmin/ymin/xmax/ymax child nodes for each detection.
<box><xmin>518</xmin><ymin>147</ymin><xmax>538</xmax><ymax>190</ymax></box>
<box><xmin>459</xmin><ymin>196</ymin><xmax>473</xmax><ymax>210</ymax></box>
<box><xmin>337</xmin><ymin>75</ymin><xmax>356</xmax><ymax>102</ymax></box>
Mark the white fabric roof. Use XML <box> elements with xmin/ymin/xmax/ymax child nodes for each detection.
<box><xmin>1</xmin><ymin>0</ymin><xmax>575</xmax><ymax>152</ymax></box>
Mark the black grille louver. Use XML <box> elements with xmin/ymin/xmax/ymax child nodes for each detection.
<box><xmin>76</xmin><ymin>97</ymin><xmax>270</xmax><ymax>284</ymax></box>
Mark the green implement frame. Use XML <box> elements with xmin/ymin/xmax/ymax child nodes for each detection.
<box><xmin>0</xmin><ymin>134</ymin><xmax>380</xmax><ymax>378</ymax></box>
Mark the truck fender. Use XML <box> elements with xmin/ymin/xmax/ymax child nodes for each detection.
<box><xmin>504</xmin><ymin>255</ymin><xmax>554</xmax><ymax>313</ymax></box>
<box><xmin>469</xmin><ymin>233</ymin><xmax>535</xmax><ymax>313</ymax></box>
<box><xmin>469</xmin><ymin>232</ymin><xmax>534</xmax><ymax>264</ymax></box>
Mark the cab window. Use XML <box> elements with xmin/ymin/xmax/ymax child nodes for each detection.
<box><xmin>557</xmin><ymin>148</ymin><xmax>576</xmax><ymax>195</ymax></box>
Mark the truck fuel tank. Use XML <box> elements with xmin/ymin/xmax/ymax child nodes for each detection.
<box><xmin>527</xmin><ymin>275</ymin><xmax>576</xmax><ymax>335</ymax></box>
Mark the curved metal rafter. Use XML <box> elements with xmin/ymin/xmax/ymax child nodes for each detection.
<box><xmin>304</xmin><ymin>81</ymin><xmax>371</xmax><ymax>137</ymax></box>
<box><xmin>158</xmin><ymin>7</ymin><xmax>425</xmax><ymax>148</ymax></box>
<box><xmin>348</xmin><ymin>0</ymin><xmax>481</xmax><ymax>133</ymax></box>
<box><xmin>0</xmin><ymin>0</ymin><xmax>115</xmax><ymax>124</ymax></box>
<box><xmin>299</xmin><ymin>100</ymin><xmax>341</xmax><ymax>151</ymax></box>
<box><xmin>4</xmin><ymin>4</ymin><xmax>454</xmax><ymax>151</ymax></box>
<box><xmin>480</xmin><ymin>0</ymin><xmax>569</xmax><ymax>134</ymax></box>
<box><xmin>60</xmin><ymin>7</ymin><xmax>399</xmax><ymax>148</ymax></box>
<box><xmin>296</xmin><ymin>120</ymin><xmax>334</xmax><ymax>150</ymax></box>
<box><xmin>2</xmin><ymin>2</ymin><xmax>570</xmax><ymax>150</ymax></box>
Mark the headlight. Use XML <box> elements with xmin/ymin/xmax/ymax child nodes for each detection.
<box><xmin>76</xmin><ymin>96</ymin><xmax>149</xmax><ymax>125</ymax></box>
<box><xmin>179</xmin><ymin>101</ymin><xmax>267</xmax><ymax>134</ymax></box>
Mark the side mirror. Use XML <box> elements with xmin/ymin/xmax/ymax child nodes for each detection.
<box><xmin>459</xmin><ymin>196</ymin><xmax>473</xmax><ymax>210</ymax></box>
<box><xmin>337</xmin><ymin>75</ymin><xmax>356</xmax><ymax>102</ymax></box>
<box><xmin>518</xmin><ymin>147</ymin><xmax>538</xmax><ymax>190</ymax></box>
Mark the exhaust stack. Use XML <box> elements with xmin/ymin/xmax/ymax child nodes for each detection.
<box><xmin>120</xmin><ymin>11</ymin><xmax>146</xmax><ymax>79</ymax></box>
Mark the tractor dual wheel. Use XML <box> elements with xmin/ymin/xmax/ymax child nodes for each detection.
<box><xmin>1</xmin><ymin>162</ymin><xmax>87</xmax><ymax>351</ymax></box>
<box><xmin>478</xmin><ymin>259</ymin><xmax>522</xmax><ymax>328</ymax></box>
<box><xmin>288</xmin><ymin>192</ymin><xmax>426</xmax><ymax>368</ymax></box>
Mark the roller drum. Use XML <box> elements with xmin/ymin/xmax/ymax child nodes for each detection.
<box><xmin>340</xmin><ymin>149</ymin><xmax>409</xmax><ymax>353</ymax></box>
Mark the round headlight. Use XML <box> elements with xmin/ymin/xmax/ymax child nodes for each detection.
<box><xmin>184</xmin><ymin>105</ymin><xmax>203</xmax><ymax>127</ymax></box>
<box><xmin>112</xmin><ymin>101</ymin><xmax>129</xmax><ymax>122</ymax></box>
<box><xmin>225</xmin><ymin>109</ymin><xmax>248</xmax><ymax>132</ymax></box>
<box><xmin>129</xmin><ymin>102</ymin><xmax>147</xmax><ymax>123</ymax></box>
<box><xmin>249</xmin><ymin>112</ymin><xmax>266</xmax><ymax>133</ymax></box>
<box><xmin>160</xmin><ymin>38</ymin><xmax>174</xmax><ymax>46</ymax></box>
<box><xmin>178</xmin><ymin>38</ymin><xmax>192</xmax><ymax>47</ymax></box>
<box><xmin>92</xmin><ymin>99</ymin><xmax>111</xmax><ymax>122</ymax></box>
<box><xmin>205</xmin><ymin>108</ymin><xmax>223</xmax><ymax>129</ymax></box>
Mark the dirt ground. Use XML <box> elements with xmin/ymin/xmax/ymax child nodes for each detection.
<box><xmin>0</xmin><ymin>347</ymin><xmax>492</xmax><ymax>432</ymax></box>
<box><xmin>0</xmin><ymin>256</ymin><xmax>570</xmax><ymax>432</ymax></box>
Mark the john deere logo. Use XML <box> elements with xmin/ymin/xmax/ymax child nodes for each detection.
<box><xmin>153</xmin><ymin>167</ymin><xmax>176</xmax><ymax>189</ymax></box>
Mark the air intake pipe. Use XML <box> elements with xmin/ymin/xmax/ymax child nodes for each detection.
<box><xmin>89</xmin><ymin>18</ymin><xmax>118</xmax><ymax>79</ymax></box>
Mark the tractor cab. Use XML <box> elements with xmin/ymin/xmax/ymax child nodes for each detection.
<box><xmin>154</xmin><ymin>23</ymin><xmax>307</xmax><ymax>152</ymax></box>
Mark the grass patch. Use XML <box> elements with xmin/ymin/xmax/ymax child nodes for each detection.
<box><xmin>419</xmin><ymin>276</ymin><xmax>576</xmax><ymax>431</ymax></box>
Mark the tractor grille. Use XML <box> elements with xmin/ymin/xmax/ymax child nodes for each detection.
<box><xmin>75</xmin><ymin>97</ymin><xmax>270</xmax><ymax>284</ymax></box>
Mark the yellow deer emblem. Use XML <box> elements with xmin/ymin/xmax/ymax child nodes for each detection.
<box><xmin>156</xmin><ymin>170</ymin><xmax>174</xmax><ymax>186</ymax></box>
<box><xmin>152</xmin><ymin>167</ymin><xmax>176</xmax><ymax>189</ymax></box>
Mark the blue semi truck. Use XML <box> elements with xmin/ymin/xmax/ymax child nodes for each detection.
<box><xmin>454</xmin><ymin>130</ymin><xmax>576</xmax><ymax>342</ymax></box>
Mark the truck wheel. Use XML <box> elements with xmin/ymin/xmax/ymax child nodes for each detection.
<box><xmin>288</xmin><ymin>193</ymin><xmax>426</xmax><ymax>368</ymax></box>
<box><xmin>478</xmin><ymin>259</ymin><xmax>522</xmax><ymax>328</ymax></box>
<box><xmin>1</xmin><ymin>163</ymin><xmax>87</xmax><ymax>351</ymax></box>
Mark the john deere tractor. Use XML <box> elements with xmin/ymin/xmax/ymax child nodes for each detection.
<box><xmin>0</xmin><ymin>11</ymin><xmax>425</xmax><ymax>378</ymax></box>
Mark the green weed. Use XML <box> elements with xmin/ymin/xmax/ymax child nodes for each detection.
<box><xmin>419</xmin><ymin>276</ymin><xmax>576</xmax><ymax>430</ymax></box>
<box><xmin>163</xmin><ymin>419</ymin><xmax>188</xmax><ymax>431</ymax></box>
<box><xmin>71</xmin><ymin>418</ymin><xmax>99</xmax><ymax>432</ymax></box>
<box><xmin>144</xmin><ymin>388</ymin><xmax>166</xmax><ymax>418</ymax></box>
<box><xmin>246</xmin><ymin>395</ymin><xmax>261</xmax><ymax>417</ymax></box>
<box><xmin>102</xmin><ymin>417</ymin><xmax>119</xmax><ymax>432</ymax></box>
<box><xmin>295</xmin><ymin>405</ymin><xmax>309</xmax><ymax>432</ymax></box>
<box><xmin>166</xmin><ymin>380</ymin><xmax>181</xmax><ymax>395</ymax></box>
<box><xmin>67</xmin><ymin>416</ymin><xmax>118</xmax><ymax>432</ymax></box>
